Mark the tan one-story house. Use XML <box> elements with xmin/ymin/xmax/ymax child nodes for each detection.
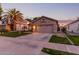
<box><xmin>31</xmin><ymin>16</ymin><xmax>59</xmax><ymax>33</ymax></box>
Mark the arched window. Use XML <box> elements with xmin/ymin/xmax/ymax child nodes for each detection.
<box><xmin>2</xmin><ymin>18</ymin><xmax>6</xmax><ymax>25</ymax></box>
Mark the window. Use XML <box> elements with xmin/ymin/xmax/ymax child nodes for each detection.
<box><xmin>2</xmin><ymin>18</ymin><xmax>6</xmax><ymax>25</ymax></box>
<box><xmin>2</xmin><ymin>21</ymin><xmax>4</xmax><ymax>24</ymax></box>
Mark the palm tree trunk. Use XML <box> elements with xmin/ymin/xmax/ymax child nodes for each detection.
<box><xmin>14</xmin><ymin>21</ymin><xmax>16</xmax><ymax>31</ymax></box>
<box><xmin>13</xmin><ymin>16</ymin><xmax>16</xmax><ymax>31</ymax></box>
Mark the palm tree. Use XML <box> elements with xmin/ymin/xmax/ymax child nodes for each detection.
<box><xmin>6</xmin><ymin>8</ymin><xmax>23</xmax><ymax>31</ymax></box>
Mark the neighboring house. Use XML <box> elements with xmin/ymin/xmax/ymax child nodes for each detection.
<box><xmin>0</xmin><ymin>17</ymin><xmax>6</xmax><ymax>31</ymax></box>
<box><xmin>15</xmin><ymin>20</ymin><xmax>28</xmax><ymax>31</ymax></box>
<box><xmin>25</xmin><ymin>19</ymin><xmax>32</xmax><ymax>31</ymax></box>
<box><xmin>65</xmin><ymin>18</ymin><xmax>79</xmax><ymax>33</ymax></box>
<box><xmin>32</xmin><ymin>16</ymin><xmax>59</xmax><ymax>33</ymax></box>
<box><xmin>0</xmin><ymin>16</ymin><xmax>30</xmax><ymax>32</ymax></box>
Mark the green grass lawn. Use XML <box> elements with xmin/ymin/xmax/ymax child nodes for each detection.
<box><xmin>49</xmin><ymin>35</ymin><xmax>71</xmax><ymax>44</ymax></box>
<box><xmin>42</xmin><ymin>48</ymin><xmax>77</xmax><ymax>55</ymax></box>
<box><xmin>68</xmin><ymin>35</ymin><xmax>79</xmax><ymax>46</ymax></box>
<box><xmin>0</xmin><ymin>31</ymin><xmax>31</xmax><ymax>37</ymax></box>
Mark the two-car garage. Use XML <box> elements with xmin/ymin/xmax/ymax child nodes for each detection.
<box><xmin>32</xmin><ymin>16</ymin><xmax>58</xmax><ymax>33</ymax></box>
<box><xmin>37</xmin><ymin>25</ymin><xmax>54</xmax><ymax>33</ymax></box>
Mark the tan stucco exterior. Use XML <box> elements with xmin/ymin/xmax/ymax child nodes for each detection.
<box><xmin>5</xmin><ymin>18</ymin><xmax>29</xmax><ymax>32</ymax></box>
<box><xmin>32</xmin><ymin>16</ymin><xmax>58</xmax><ymax>33</ymax></box>
<box><xmin>6</xmin><ymin>24</ymin><xmax>11</xmax><ymax>31</ymax></box>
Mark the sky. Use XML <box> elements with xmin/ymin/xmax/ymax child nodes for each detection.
<box><xmin>1</xmin><ymin>3</ymin><xmax>79</xmax><ymax>20</ymax></box>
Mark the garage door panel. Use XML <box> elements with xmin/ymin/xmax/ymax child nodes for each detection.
<box><xmin>37</xmin><ymin>25</ymin><xmax>53</xmax><ymax>33</ymax></box>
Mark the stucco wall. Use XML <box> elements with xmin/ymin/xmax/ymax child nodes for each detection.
<box><xmin>66</xmin><ymin>21</ymin><xmax>79</xmax><ymax>33</ymax></box>
<box><xmin>33</xmin><ymin>18</ymin><xmax>58</xmax><ymax>32</ymax></box>
<box><xmin>6</xmin><ymin>24</ymin><xmax>11</xmax><ymax>31</ymax></box>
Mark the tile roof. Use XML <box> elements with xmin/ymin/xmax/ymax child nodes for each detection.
<box><xmin>25</xmin><ymin>19</ymin><xmax>32</xmax><ymax>22</ymax></box>
<box><xmin>32</xmin><ymin>16</ymin><xmax>58</xmax><ymax>23</ymax></box>
<box><xmin>65</xmin><ymin>18</ymin><xmax>79</xmax><ymax>26</ymax></box>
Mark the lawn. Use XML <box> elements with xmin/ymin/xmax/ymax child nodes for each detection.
<box><xmin>0</xmin><ymin>31</ymin><xmax>31</xmax><ymax>37</ymax></box>
<box><xmin>68</xmin><ymin>35</ymin><xmax>79</xmax><ymax>46</ymax></box>
<box><xmin>49</xmin><ymin>35</ymin><xmax>71</xmax><ymax>45</ymax></box>
<box><xmin>42</xmin><ymin>48</ymin><xmax>77</xmax><ymax>55</ymax></box>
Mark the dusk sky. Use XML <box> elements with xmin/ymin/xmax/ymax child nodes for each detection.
<box><xmin>2</xmin><ymin>3</ymin><xmax>79</xmax><ymax>20</ymax></box>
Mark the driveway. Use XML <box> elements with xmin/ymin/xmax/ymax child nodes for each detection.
<box><xmin>17</xmin><ymin>33</ymin><xmax>52</xmax><ymax>41</ymax></box>
<box><xmin>0</xmin><ymin>33</ymin><xmax>52</xmax><ymax>55</ymax></box>
<box><xmin>0</xmin><ymin>33</ymin><xmax>79</xmax><ymax>55</ymax></box>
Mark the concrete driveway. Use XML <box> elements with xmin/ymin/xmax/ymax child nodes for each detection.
<box><xmin>0</xmin><ymin>33</ymin><xmax>52</xmax><ymax>55</ymax></box>
<box><xmin>17</xmin><ymin>33</ymin><xmax>52</xmax><ymax>41</ymax></box>
<box><xmin>0</xmin><ymin>33</ymin><xmax>79</xmax><ymax>55</ymax></box>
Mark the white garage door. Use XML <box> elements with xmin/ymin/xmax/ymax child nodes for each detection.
<box><xmin>37</xmin><ymin>25</ymin><xmax>53</xmax><ymax>33</ymax></box>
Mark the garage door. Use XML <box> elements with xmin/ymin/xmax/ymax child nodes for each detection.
<box><xmin>37</xmin><ymin>25</ymin><xmax>53</xmax><ymax>33</ymax></box>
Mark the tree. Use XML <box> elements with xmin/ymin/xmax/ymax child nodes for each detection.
<box><xmin>6</xmin><ymin>8</ymin><xmax>23</xmax><ymax>31</ymax></box>
<box><xmin>0</xmin><ymin>4</ymin><xmax>3</xmax><ymax>20</ymax></box>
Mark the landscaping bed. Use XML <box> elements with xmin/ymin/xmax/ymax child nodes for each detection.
<box><xmin>68</xmin><ymin>35</ymin><xmax>79</xmax><ymax>46</ymax></box>
<box><xmin>0</xmin><ymin>31</ymin><xmax>31</xmax><ymax>37</ymax></box>
<box><xmin>42</xmin><ymin>48</ymin><xmax>77</xmax><ymax>55</ymax></box>
<box><xmin>49</xmin><ymin>35</ymin><xmax>71</xmax><ymax>45</ymax></box>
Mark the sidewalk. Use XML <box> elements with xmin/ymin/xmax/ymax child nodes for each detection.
<box><xmin>55</xmin><ymin>32</ymin><xmax>66</xmax><ymax>37</ymax></box>
<box><xmin>43</xmin><ymin>43</ymin><xmax>79</xmax><ymax>54</ymax></box>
